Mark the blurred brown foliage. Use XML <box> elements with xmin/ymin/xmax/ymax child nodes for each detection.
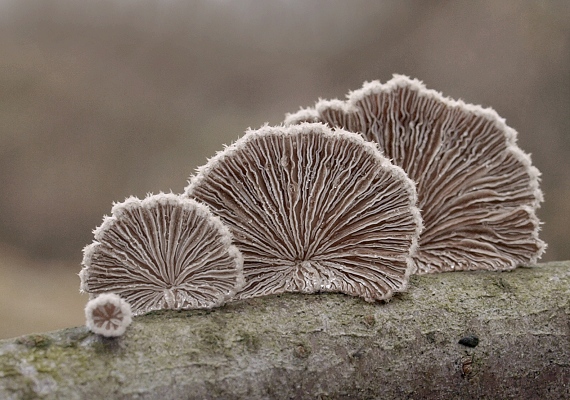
<box><xmin>0</xmin><ymin>1</ymin><xmax>568</xmax><ymax>337</ymax></box>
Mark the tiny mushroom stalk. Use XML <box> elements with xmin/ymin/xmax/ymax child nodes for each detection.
<box><xmin>285</xmin><ymin>76</ymin><xmax>546</xmax><ymax>274</ymax></box>
<box><xmin>185</xmin><ymin>123</ymin><xmax>422</xmax><ymax>302</ymax></box>
<box><xmin>85</xmin><ymin>293</ymin><xmax>132</xmax><ymax>337</ymax></box>
<box><xmin>80</xmin><ymin>193</ymin><xmax>244</xmax><ymax>315</ymax></box>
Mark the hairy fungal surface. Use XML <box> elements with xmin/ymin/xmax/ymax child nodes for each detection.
<box><xmin>80</xmin><ymin>193</ymin><xmax>244</xmax><ymax>315</ymax></box>
<box><xmin>85</xmin><ymin>293</ymin><xmax>132</xmax><ymax>337</ymax></box>
<box><xmin>185</xmin><ymin>123</ymin><xmax>422</xmax><ymax>301</ymax></box>
<box><xmin>286</xmin><ymin>76</ymin><xmax>545</xmax><ymax>273</ymax></box>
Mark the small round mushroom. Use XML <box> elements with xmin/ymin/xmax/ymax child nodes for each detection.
<box><xmin>285</xmin><ymin>76</ymin><xmax>546</xmax><ymax>273</ymax></box>
<box><xmin>80</xmin><ymin>193</ymin><xmax>244</xmax><ymax>315</ymax></box>
<box><xmin>85</xmin><ymin>293</ymin><xmax>132</xmax><ymax>337</ymax></box>
<box><xmin>185</xmin><ymin>123</ymin><xmax>422</xmax><ymax>302</ymax></box>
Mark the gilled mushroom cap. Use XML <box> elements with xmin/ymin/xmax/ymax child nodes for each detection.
<box><xmin>185</xmin><ymin>123</ymin><xmax>422</xmax><ymax>302</ymax></box>
<box><xmin>85</xmin><ymin>293</ymin><xmax>132</xmax><ymax>337</ymax></box>
<box><xmin>80</xmin><ymin>193</ymin><xmax>244</xmax><ymax>315</ymax></box>
<box><xmin>285</xmin><ymin>75</ymin><xmax>546</xmax><ymax>273</ymax></box>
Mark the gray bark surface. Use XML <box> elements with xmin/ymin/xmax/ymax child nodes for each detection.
<box><xmin>1</xmin><ymin>261</ymin><xmax>569</xmax><ymax>399</ymax></box>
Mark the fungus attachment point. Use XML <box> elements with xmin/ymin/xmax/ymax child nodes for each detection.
<box><xmin>85</xmin><ymin>293</ymin><xmax>132</xmax><ymax>337</ymax></box>
<box><xmin>80</xmin><ymin>193</ymin><xmax>244</xmax><ymax>315</ymax></box>
<box><xmin>185</xmin><ymin>123</ymin><xmax>422</xmax><ymax>302</ymax></box>
<box><xmin>286</xmin><ymin>76</ymin><xmax>546</xmax><ymax>273</ymax></box>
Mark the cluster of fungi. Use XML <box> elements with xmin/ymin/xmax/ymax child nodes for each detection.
<box><xmin>80</xmin><ymin>76</ymin><xmax>545</xmax><ymax>337</ymax></box>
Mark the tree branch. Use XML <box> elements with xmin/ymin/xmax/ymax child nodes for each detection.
<box><xmin>1</xmin><ymin>261</ymin><xmax>569</xmax><ymax>399</ymax></box>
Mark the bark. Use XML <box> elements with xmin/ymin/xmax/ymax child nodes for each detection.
<box><xmin>1</xmin><ymin>261</ymin><xmax>569</xmax><ymax>400</ymax></box>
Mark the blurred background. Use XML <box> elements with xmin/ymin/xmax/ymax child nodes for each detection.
<box><xmin>0</xmin><ymin>0</ymin><xmax>568</xmax><ymax>339</ymax></box>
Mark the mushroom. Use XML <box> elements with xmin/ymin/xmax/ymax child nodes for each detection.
<box><xmin>285</xmin><ymin>76</ymin><xmax>545</xmax><ymax>273</ymax></box>
<box><xmin>85</xmin><ymin>293</ymin><xmax>132</xmax><ymax>337</ymax></box>
<box><xmin>80</xmin><ymin>193</ymin><xmax>244</xmax><ymax>315</ymax></box>
<box><xmin>184</xmin><ymin>123</ymin><xmax>422</xmax><ymax>301</ymax></box>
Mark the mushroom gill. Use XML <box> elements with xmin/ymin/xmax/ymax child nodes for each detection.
<box><xmin>185</xmin><ymin>123</ymin><xmax>422</xmax><ymax>302</ymax></box>
<box><xmin>285</xmin><ymin>75</ymin><xmax>546</xmax><ymax>273</ymax></box>
<box><xmin>80</xmin><ymin>193</ymin><xmax>244</xmax><ymax>315</ymax></box>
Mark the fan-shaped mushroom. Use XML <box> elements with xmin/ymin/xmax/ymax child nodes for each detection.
<box><xmin>85</xmin><ymin>293</ymin><xmax>132</xmax><ymax>337</ymax></box>
<box><xmin>185</xmin><ymin>123</ymin><xmax>422</xmax><ymax>301</ymax></box>
<box><xmin>80</xmin><ymin>193</ymin><xmax>244</xmax><ymax>315</ymax></box>
<box><xmin>285</xmin><ymin>75</ymin><xmax>545</xmax><ymax>273</ymax></box>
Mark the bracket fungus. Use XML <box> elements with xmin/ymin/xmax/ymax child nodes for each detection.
<box><xmin>85</xmin><ymin>293</ymin><xmax>132</xmax><ymax>337</ymax></box>
<box><xmin>285</xmin><ymin>76</ymin><xmax>546</xmax><ymax>274</ymax></box>
<box><xmin>185</xmin><ymin>123</ymin><xmax>422</xmax><ymax>302</ymax></box>
<box><xmin>80</xmin><ymin>193</ymin><xmax>244</xmax><ymax>315</ymax></box>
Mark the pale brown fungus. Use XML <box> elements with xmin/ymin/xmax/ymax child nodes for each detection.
<box><xmin>185</xmin><ymin>123</ymin><xmax>422</xmax><ymax>301</ymax></box>
<box><xmin>80</xmin><ymin>193</ymin><xmax>244</xmax><ymax>315</ymax></box>
<box><xmin>286</xmin><ymin>76</ymin><xmax>546</xmax><ymax>273</ymax></box>
<box><xmin>85</xmin><ymin>293</ymin><xmax>132</xmax><ymax>337</ymax></box>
